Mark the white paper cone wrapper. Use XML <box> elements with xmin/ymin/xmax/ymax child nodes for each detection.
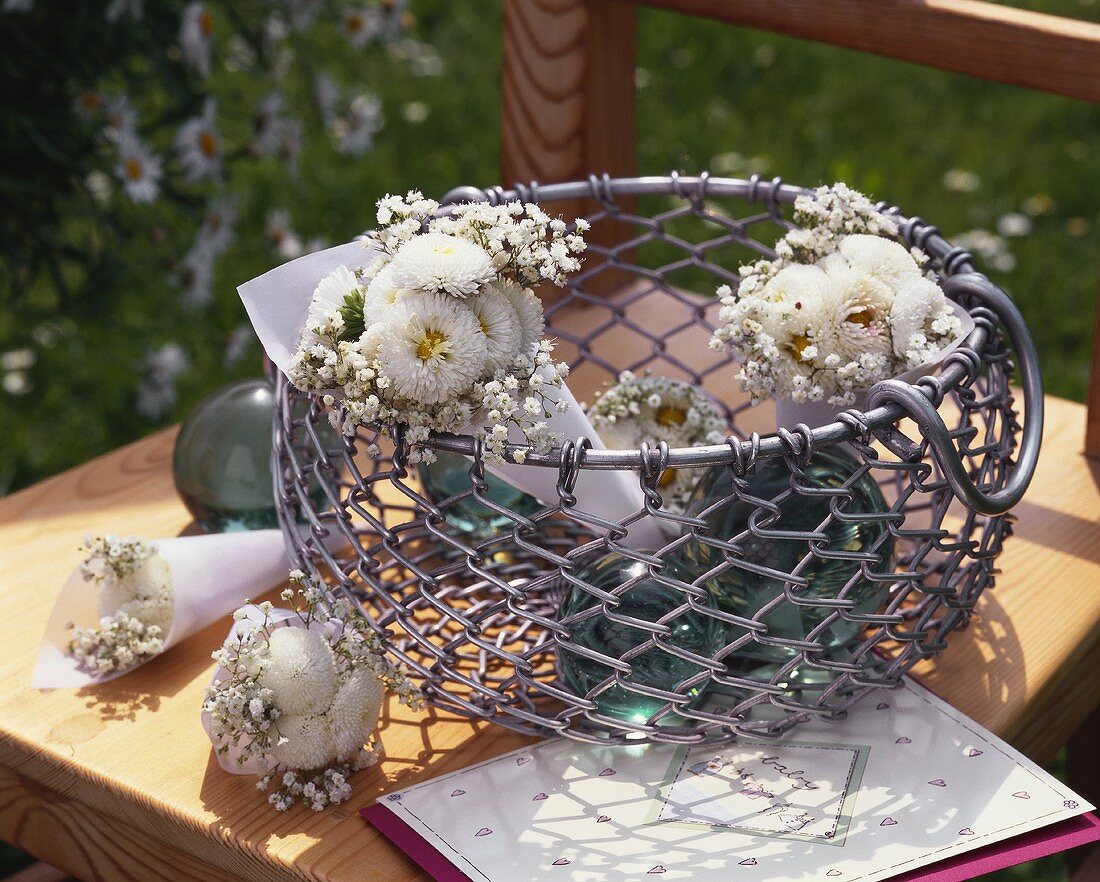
<box><xmin>33</xmin><ymin>529</ymin><xmax>291</xmax><ymax>689</ymax></box>
<box><xmin>237</xmin><ymin>243</ymin><xmax>666</xmax><ymax>550</ymax></box>
<box><xmin>774</xmin><ymin>300</ymin><xmax>976</xmax><ymax>432</ymax></box>
<box><xmin>200</xmin><ymin>606</ymin><xmax>299</xmax><ymax>776</ymax></box>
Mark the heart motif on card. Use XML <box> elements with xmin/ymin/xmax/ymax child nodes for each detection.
<box><xmin>738</xmin><ymin>858</ymin><xmax>758</xmax><ymax>866</ymax></box>
<box><xmin>928</xmin><ymin>779</ymin><xmax>946</xmax><ymax>787</ymax></box>
<box><xmin>647</xmin><ymin>867</ymin><xmax>666</xmax><ymax>875</ymax></box>
<box><xmin>880</xmin><ymin>817</ymin><xmax>898</xmax><ymax>827</ymax></box>
<box><xmin>516</xmin><ymin>756</ymin><xmax>531</xmax><ymax>766</ymax></box>
<box><xmin>1013</xmin><ymin>791</ymin><xmax>1030</xmax><ymax>799</ymax></box>
<box><xmin>895</xmin><ymin>737</ymin><xmax>912</xmax><ymax>744</ymax></box>
<box><xmin>599</xmin><ymin>768</ymin><xmax>617</xmax><ymax>777</ymax></box>
<box><xmin>596</xmin><ymin>815</ymin><xmax>611</xmax><ymax>823</ymax></box>
<box><xmin>475</xmin><ymin>827</ymin><xmax>492</xmax><ymax>837</ymax></box>
<box><xmin>876</xmin><ymin>702</ymin><xmax>890</xmax><ymax>710</ymax></box>
<box><xmin>968</xmin><ymin>749</ymin><xmax>983</xmax><ymax>757</ymax></box>
<box><xmin>533</xmin><ymin>792</ymin><xmax>548</xmax><ymax>801</ymax></box>
<box><xmin>959</xmin><ymin>828</ymin><xmax>975</xmax><ymax>836</ymax></box>
<box><xmin>450</xmin><ymin>789</ymin><xmax>465</xmax><ymax>797</ymax></box>
<box><xmin>552</xmin><ymin>859</ymin><xmax>571</xmax><ymax>866</ymax></box>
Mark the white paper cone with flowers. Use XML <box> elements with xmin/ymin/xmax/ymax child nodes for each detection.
<box><xmin>200</xmin><ymin>574</ymin><xmax>423</xmax><ymax>812</ymax></box>
<box><xmin>710</xmin><ymin>184</ymin><xmax>973</xmax><ymax>424</ymax></box>
<box><xmin>238</xmin><ymin>191</ymin><xmax>667</xmax><ymax>548</ymax></box>
<box><xmin>33</xmin><ymin>529</ymin><xmax>291</xmax><ymax>689</ymax></box>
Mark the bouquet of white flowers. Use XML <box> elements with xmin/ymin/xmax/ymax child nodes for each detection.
<box><xmin>202</xmin><ymin>572</ymin><xmax>423</xmax><ymax>811</ymax></box>
<box><xmin>709</xmin><ymin>184</ymin><xmax>965</xmax><ymax>407</ymax></box>
<box><xmin>287</xmin><ymin>191</ymin><xmax>589</xmax><ymax>465</ymax></box>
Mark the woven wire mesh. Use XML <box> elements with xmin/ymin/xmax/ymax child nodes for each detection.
<box><xmin>272</xmin><ymin>173</ymin><xmax>1040</xmax><ymax>744</ymax></box>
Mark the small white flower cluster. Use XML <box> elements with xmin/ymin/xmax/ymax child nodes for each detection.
<box><xmin>288</xmin><ymin>191</ymin><xmax>589</xmax><ymax>465</ymax></box>
<box><xmin>203</xmin><ymin>572</ymin><xmax>423</xmax><ymax>812</ymax></box>
<box><xmin>67</xmin><ymin>535</ymin><xmax>173</xmax><ymax>676</ymax></box>
<box><xmin>710</xmin><ymin>184</ymin><xmax>963</xmax><ymax>406</ymax></box>
<box><xmin>588</xmin><ymin>372</ymin><xmax>726</xmax><ymax>512</ymax></box>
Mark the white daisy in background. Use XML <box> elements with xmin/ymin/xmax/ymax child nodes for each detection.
<box><xmin>314</xmin><ymin>73</ymin><xmax>340</xmax><ymax>126</ymax></box>
<box><xmin>103</xmin><ymin>93</ymin><xmax>137</xmax><ymax>138</ymax></box>
<box><xmin>252</xmin><ymin>91</ymin><xmax>287</xmax><ymax>156</ymax></box>
<box><xmin>223</xmin><ymin>324</ymin><xmax>255</xmax><ymax>367</ymax></box>
<box><xmin>341</xmin><ymin>5</ymin><xmax>381</xmax><ymax>48</ymax></box>
<box><xmin>197</xmin><ymin>195</ymin><xmax>236</xmax><ymax>253</ymax></box>
<box><xmin>997</xmin><ymin>212</ymin><xmax>1032</xmax><ymax>238</ymax></box>
<box><xmin>276</xmin><ymin>116</ymin><xmax>303</xmax><ymax>170</ymax></box>
<box><xmin>105</xmin><ymin>0</ymin><xmax>143</xmax><ymax>22</ymax></box>
<box><xmin>136</xmin><ymin>343</ymin><xmax>189</xmax><ymax>419</ymax></box>
<box><xmin>328</xmin><ymin>669</ymin><xmax>384</xmax><ymax>761</ymax></box>
<box><xmin>72</xmin><ymin>90</ymin><xmax>104</xmax><ymax>123</ymax></box>
<box><xmin>494</xmin><ymin>279</ymin><xmax>545</xmax><ymax>354</ymax></box>
<box><xmin>179</xmin><ymin>239</ymin><xmax>215</xmax><ymax>307</ymax></box>
<box><xmin>113</xmin><ymin>132</ymin><xmax>162</xmax><ymax>203</ymax></box>
<box><xmin>388</xmin><ymin>232</ymin><xmax>496</xmax><ymax>298</ymax></box>
<box><xmin>374</xmin><ymin>291</ymin><xmax>489</xmax><ymax>405</ymax></box>
<box><xmin>265</xmin><ymin>209</ymin><xmax>303</xmax><ymax>260</ymax></box>
<box><xmin>180</xmin><ymin>2</ymin><xmax>215</xmax><ymax>77</ymax></box>
<box><xmin>469</xmin><ymin>290</ymin><xmax>522</xmax><ymax>371</ymax></box>
<box><xmin>260</xmin><ymin>626</ymin><xmax>339</xmax><ymax>715</ymax></box>
<box><xmin>307</xmin><ymin>265</ymin><xmax>361</xmax><ymax>334</ymax></box>
<box><xmin>335</xmin><ymin>93</ymin><xmax>383</xmax><ymax>155</ymax></box>
<box><xmin>175</xmin><ymin>98</ymin><xmax>222</xmax><ymax>182</ymax></box>
<box><xmin>2</xmin><ymin>0</ymin><xmax>34</xmax><ymax>11</ymax></box>
<box><xmin>271</xmin><ymin>713</ymin><xmax>338</xmax><ymax>770</ymax></box>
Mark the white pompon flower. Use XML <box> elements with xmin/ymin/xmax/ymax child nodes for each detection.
<box><xmin>494</xmin><ymin>279</ymin><xmax>545</xmax><ymax>355</ymax></box>
<box><xmin>180</xmin><ymin>2</ymin><xmax>214</xmax><ymax>77</ymax></box>
<box><xmin>388</xmin><ymin>232</ymin><xmax>496</xmax><ymax>298</ymax></box>
<box><xmin>272</xmin><ymin>713</ymin><xmax>338</xmax><ymax>771</ymax></box>
<box><xmin>835</xmin><ymin>234</ymin><xmax>923</xmax><ymax>292</ymax></box>
<box><xmin>825</xmin><ymin>262</ymin><xmax>895</xmax><ymax>363</ymax></box>
<box><xmin>328</xmin><ymin>668</ymin><xmax>384</xmax><ymax>761</ymax></box>
<box><xmin>260</xmin><ymin>627</ymin><xmax>339</xmax><ymax>715</ymax></box>
<box><xmin>374</xmin><ymin>291</ymin><xmax>489</xmax><ymax>404</ymax></box>
<box><xmin>362</xmin><ymin>263</ymin><xmax>405</xmax><ymax>327</ymax></box>
<box><xmin>468</xmin><ymin>289</ymin><xmax>522</xmax><ymax>372</ymax></box>
<box><xmin>113</xmin><ymin>132</ymin><xmax>162</xmax><ymax>204</ymax></box>
<box><xmin>307</xmin><ymin>265</ymin><xmax>360</xmax><ymax>334</ymax></box>
<box><xmin>175</xmin><ymin>98</ymin><xmax>222</xmax><ymax>182</ymax></box>
<box><xmin>891</xmin><ymin>276</ymin><xmax>963</xmax><ymax>367</ymax></box>
<box><xmin>97</xmin><ymin>553</ymin><xmax>172</xmax><ymax>619</ymax></box>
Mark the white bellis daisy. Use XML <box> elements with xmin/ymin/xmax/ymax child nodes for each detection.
<box><xmin>260</xmin><ymin>627</ymin><xmax>339</xmax><ymax>715</ymax></box>
<box><xmin>328</xmin><ymin>668</ymin><xmax>385</xmax><ymax>761</ymax></box>
<box><xmin>388</xmin><ymin>233</ymin><xmax>495</xmax><ymax>298</ymax></box>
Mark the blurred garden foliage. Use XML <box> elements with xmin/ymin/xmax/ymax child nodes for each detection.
<box><xmin>1</xmin><ymin>0</ymin><xmax>1099</xmax><ymax>502</ymax></box>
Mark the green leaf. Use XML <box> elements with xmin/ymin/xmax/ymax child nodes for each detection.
<box><xmin>338</xmin><ymin>289</ymin><xmax>366</xmax><ymax>342</ymax></box>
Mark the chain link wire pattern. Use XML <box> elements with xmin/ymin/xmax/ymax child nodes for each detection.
<box><xmin>271</xmin><ymin>174</ymin><xmax>1041</xmax><ymax>744</ymax></box>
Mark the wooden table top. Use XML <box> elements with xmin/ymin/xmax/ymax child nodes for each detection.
<box><xmin>0</xmin><ymin>394</ymin><xmax>1098</xmax><ymax>882</ymax></box>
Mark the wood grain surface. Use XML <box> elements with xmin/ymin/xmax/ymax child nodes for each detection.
<box><xmin>637</xmin><ymin>0</ymin><xmax>1100</xmax><ymax>103</ymax></box>
<box><xmin>0</xmin><ymin>300</ymin><xmax>1097</xmax><ymax>879</ymax></box>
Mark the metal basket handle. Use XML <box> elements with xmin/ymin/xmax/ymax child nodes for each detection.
<box><xmin>867</xmin><ymin>272</ymin><xmax>1043</xmax><ymax>517</ymax></box>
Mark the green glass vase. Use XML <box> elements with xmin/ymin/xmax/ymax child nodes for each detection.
<box><xmin>556</xmin><ymin>551</ymin><xmax>724</xmax><ymax>725</ymax></box>
<box><xmin>416</xmin><ymin>450</ymin><xmax>541</xmax><ymax>538</ymax></box>
<box><xmin>687</xmin><ymin>444</ymin><xmax>894</xmax><ymax>666</ymax></box>
<box><xmin>173</xmin><ymin>378</ymin><xmax>335</xmax><ymax>532</ymax></box>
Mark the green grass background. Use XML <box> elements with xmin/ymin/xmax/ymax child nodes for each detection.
<box><xmin>1</xmin><ymin>0</ymin><xmax>1097</xmax><ymax>878</ymax></box>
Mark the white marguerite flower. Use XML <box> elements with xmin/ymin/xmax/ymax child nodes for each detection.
<box><xmin>180</xmin><ymin>2</ymin><xmax>214</xmax><ymax>77</ymax></box>
<box><xmin>272</xmin><ymin>713</ymin><xmax>338</xmax><ymax>771</ymax></box>
<box><xmin>180</xmin><ymin>237</ymin><xmax>215</xmax><ymax>308</ymax></box>
<box><xmin>756</xmin><ymin>264</ymin><xmax>839</xmax><ymax>366</ymax></box>
<box><xmin>374</xmin><ymin>291</ymin><xmax>489</xmax><ymax>404</ymax></box>
<box><xmin>105</xmin><ymin>0</ymin><xmax>143</xmax><ymax>22</ymax></box>
<box><xmin>260</xmin><ymin>627</ymin><xmax>339</xmax><ymax>715</ymax></box>
<box><xmin>328</xmin><ymin>668</ymin><xmax>384</xmax><ymax>761</ymax></box>
<box><xmin>113</xmin><ymin>132</ymin><xmax>162</xmax><ymax>204</ymax></box>
<box><xmin>307</xmin><ymin>265</ymin><xmax>361</xmax><ymax>333</ymax></box>
<box><xmin>835</xmin><ymin>234</ymin><xmax>923</xmax><ymax>292</ymax></box>
<box><xmin>891</xmin><ymin>276</ymin><xmax>961</xmax><ymax>367</ymax></box>
<box><xmin>175</xmin><ymin>98</ymin><xmax>221</xmax><ymax>182</ymax></box>
<box><xmin>388</xmin><ymin>232</ymin><xmax>495</xmax><ymax>298</ymax></box>
<box><xmin>468</xmin><ymin>289</ymin><xmax>522</xmax><ymax>371</ymax></box>
<box><xmin>341</xmin><ymin>5</ymin><xmax>381</xmax><ymax>48</ymax></box>
<box><xmin>197</xmin><ymin>196</ymin><xmax>236</xmax><ymax>255</ymax></box>
<box><xmin>494</xmin><ymin>279</ymin><xmax>544</xmax><ymax>354</ymax></box>
<box><xmin>336</xmin><ymin>94</ymin><xmax>383</xmax><ymax>156</ymax></box>
<box><xmin>102</xmin><ymin>94</ymin><xmax>136</xmax><ymax>138</ymax></box>
<box><xmin>362</xmin><ymin>263</ymin><xmax>405</xmax><ymax>326</ymax></box>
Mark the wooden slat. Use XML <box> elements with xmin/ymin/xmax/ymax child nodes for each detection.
<box><xmin>637</xmin><ymin>0</ymin><xmax>1100</xmax><ymax>103</ymax></box>
<box><xmin>3</xmin><ymin>863</ymin><xmax>73</xmax><ymax>882</ymax></box>
<box><xmin>1086</xmin><ymin>292</ymin><xmax>1100</xmax><ymax>457</ymax></box>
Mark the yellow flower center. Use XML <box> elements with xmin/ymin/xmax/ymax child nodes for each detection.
<box><xmin>123</xmin><ymin>158</ymin><xmax>144</xmax><ymax>181</ymax></box>
<box><xmin>199</xmin><ymin>130</ymin><xmax>218</xmax><ymax>157</ymax></box>
<box><xmin>846</xmin><ymin>308</ymin><xmax>876</xmax><ymax>327</ymax></box>
<box><xmin>416</xmin><ymin>329</ymin><xmax>448</xmax><ymax>361</ymax></box>
<box><xmin>658</xmin><ymin>468</ymin><xmax>677</xmax><ymax>488</ymax></box>
<box><xmin>789</xmin><ymin>334</ymin><xmax>812</xmax><ymax>359</ymax></box>
<box><xmin>200</xmin><ymin>9</ymin><xmax>214</xmax><ymax>36</ymax></box>
<box><xmin>345</xmin><ymin>13</ymin><xmax>363</xmax><ymax>32</ymax></box>
<box><xmin>79</xmin><ymin>92</ymin><xmax>102</xmax><ymax>112</ymax></box>
<box><xmin>654</xmin><ymin>405</ymin><xmax>687</xmax><ymax>428</ymax></box>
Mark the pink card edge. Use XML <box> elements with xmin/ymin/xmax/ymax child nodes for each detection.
<box><xmin>362</xmin><ymin>803</ymin><xmax>1099</xmax><ymax>882</ymax></box>
<box><xmin>361</xmin><ymin>803</ymin><xmax>474</xmax><ymax>882</ymax></box>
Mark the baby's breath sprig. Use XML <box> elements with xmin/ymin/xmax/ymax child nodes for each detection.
<box><xmin>79</xmin><ymin>534</ymin><xmax>158</xmax><ymax>582</ymax></box>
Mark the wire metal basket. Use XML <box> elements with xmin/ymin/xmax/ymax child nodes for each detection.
<box><xmin>272</xmin><ymin>173</ymin><xmax>1043</xmax><ymax>744</ymax></box>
